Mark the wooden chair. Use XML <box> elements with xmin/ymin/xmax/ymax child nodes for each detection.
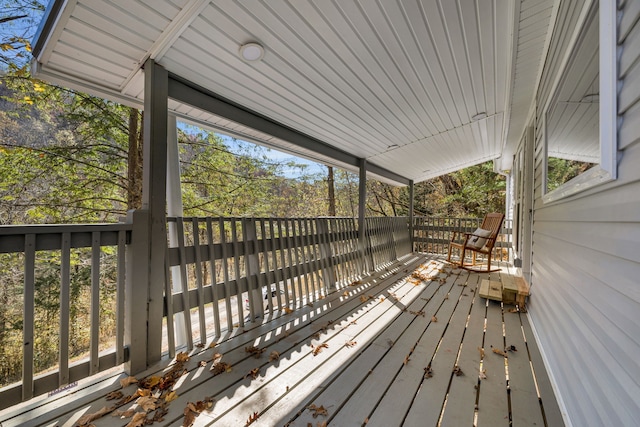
<box><xmin>447</xmin><ymin>213</ymin><xmax>505</xmax><ymax>272</ymax></box>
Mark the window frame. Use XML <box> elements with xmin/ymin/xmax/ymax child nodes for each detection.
<box><xmin>542</xmin><ymin>0</ymin><xmax>617</xmax><ymax>203</ymax></box>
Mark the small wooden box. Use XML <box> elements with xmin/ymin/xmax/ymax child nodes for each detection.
<box><xmin>502</xmin><ymin>279</ymin><xmax>518</xmax><ymax>304</ymax></box>
<box><xmin>515</xmin><ymin>277</ymin><xmax>530</xmax><ymax>306</ymax></box>
<box><xmin>479</xmin><ymin>279</ymin><xmax>502</xmax><ymax>301</ymax></box>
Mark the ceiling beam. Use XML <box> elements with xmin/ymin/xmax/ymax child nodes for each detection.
<box><xmin>167</xmin><ymin>74</ymin><xmax>411</xmax><ymax>186</ymax></box>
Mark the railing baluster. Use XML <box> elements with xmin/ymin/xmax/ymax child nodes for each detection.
<box><xmin>176</xmin><ymin>218</ymin><xmax>193</xmax><ymax>349</ymax></box>
<box><xmin>22</xmin><ymin>234</ymin><xmax>35</xmax><ymax>401</ymax></box>
<box><xmin>191</xmin><ymin>218</ymin><xmax>206</xmax><ymax>344</ymax></box>
<box><xmin>116</xmin><ymin>230</ymin><xmax>126</xmax><ymax>364</ymax></box>
<box><xmin>218</xmin><ymin>218</ymin><xmax>233</xmax><ymax>332</ymax></box>
<box><xmin>59</xmin><ymin>232</ymin><xmax>71</xmax><ymax>385</ymax></box>
<box><xmin>90</xmin><ymin>231</ymin><xmax>100</xmax><ymax>375</ymax></box>
<box><xmin>268</xmin><ymin>219</ymin><xmax>283</xmax><ymax>313</ymax></box>
<box><xmin>277</xmin><ymin>219</ymin><xmax>291</xmax><ymax>309</ymax></box>
<box><xmin>206</xmin><ymin>218</ymin><xmax>221</xmax><ymax>338</ymax></box>
<box><xmin>164</xmin><ymin>243</ymin><xmax>176</xmax><ymax>358</ymax></box>
<box><xmin>230</xmin><ymin>219</ymin><xmax>245</xmax><ymax>328</ymax></box>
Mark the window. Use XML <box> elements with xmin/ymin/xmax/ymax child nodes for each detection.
<box><xmin>543</xmin><ymin>0</ymin><xmax>617</xmax><ymax>203</ymax></box>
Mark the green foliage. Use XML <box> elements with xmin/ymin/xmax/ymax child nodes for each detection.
<box><xmin>546</xmin><ymin>157</ymin><xmax>595</xmax><ymax>192</ymax></box>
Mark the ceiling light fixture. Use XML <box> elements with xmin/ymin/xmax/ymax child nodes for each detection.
<box><xmin>239</xmin><ymin>42</ymin><xmax>264</xmax><ymax>62</ymax></box>
<box><xmin>471</xmin><ymin>112</ymin><xmax>487</xmax><ymax>121</ymax></box>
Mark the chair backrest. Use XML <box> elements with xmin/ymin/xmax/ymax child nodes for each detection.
<box><xmin>479</xmin><ymin>212</ymin><xmax>505</xmax><ymax>240</ymax></box>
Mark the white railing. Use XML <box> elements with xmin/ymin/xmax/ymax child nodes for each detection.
<box><xmin>163</xmin><ymin>216</ymin><xmax>412</xmax><ymax>356</ymax></box>
<box><xmin>0</xmin><ymin>223</ymin><xmax>131</xmax><ymax>409</ymax></box>
<box><xmin>0</xmin><ymin>215</ymin><xmax>412</xmax><ymax>409</ymax></box>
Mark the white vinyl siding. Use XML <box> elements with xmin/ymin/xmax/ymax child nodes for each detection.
<box><xmin>527</xmin><ymin>1</ymin><xmax>640</xmax><ymax>426</ymax></box>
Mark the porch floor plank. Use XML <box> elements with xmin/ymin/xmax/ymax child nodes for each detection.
<box><xmin>0</xmin><ymin>255</ymin><xmax>564</xmax><ymax>427</ymax></box>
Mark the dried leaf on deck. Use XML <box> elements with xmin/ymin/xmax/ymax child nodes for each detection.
<box><xmin>410</xmin><ymin>310</ymin><xmax>425</xmax><ymax>317</ymax></box>
<box><xmin>284</xmin><ymin>307</ymin><xmax>294</xmax><ymax>314</ymax></box>
<box><xmin>76</xmin><ymin>406</ymin><xmax>113</xmax><ymax>425</ymax></box>
<box><xmin>312</xmin><ymin>343</ymin><xmax>329</xmax><ymax>356</ymax></box>
<box><xmin>106</xmin><ymin>390</ymin><xmax>123</xmax><ymax>400</ymax></box>
<box><xmin>345</xmin><ymin>340</ymin><xmax>357</xmax><ymax>348</ymax></box>
<box><xmin>403</xmin><ymin>354</ymin><xmax>411</xmax><ymax>365</ymax></box>
<box><xmin>423</xmin><ymin>364</ymin><xmax>433</xmax><ymax>378</ymax></box>
<box><xmin>307</xmin><ymin>404</ymin><xmax>329</xmax><ymax>418</ymax></box>
<box><xmin>379</xmin><ymin>296</ymin><xmax>385</xmax><ymax>302</ymax></box>
<box><xmin>351</xmin><ymin>280</ymin><xmax>362</xmax><ymax>286</ymax></box>
<box><xmin>208</xmin><ymin>341</ymin><xmax>218</xmax><ymax>349</ymax></box>
<box><xmin>245</xmin><ymin>367</ymin><xmax>260</xmax><ymax>379</ymax></box>
<box><xmin>307</xmin><ymin>302</ymin><xmax>314</xmax><ymax>307</ymax></box>
<box><xmin>125</xmin><ymin>412</ymin><xmax>147</xmax><ymax>427</ymax></box>
<box><xmin>507</xmin><ymin>344</ymin><xmax>517</xmax><ymax>352</ymax></box>
<box><xmin>112</xmin><ymin>408</ymin><xmax>137</xmax><ymax>418</ymax></box>
<box><xmin>176</xmin><ymin>351</ymin><xmax>190</xmax><ymax>363</ymax></box>
<box><xmin>210</xmin><ymin>361</ymin><xmax>232</xmax><ymax>375</ymax></box>
<box><xmin>269</xmin><ymin>350</ymin><xmax>280</xmax><ymax>361</ymax></box>
<box><xmin>165</xmin><ymin>391</ymin><xmax>178</xmax><ymax>402</ymax></box>
<box><xmin>245</xmin><ymin>411</ymin><xmax>260</xmax><ymax>426</ymax></box>
<box><xmin>431</xmin><ymin>315</ymin><xmax>438</xmax><ymax>323</ymax></box>
<box><xmin>342</xmin><ymin>291</ymin><xmax>350</xmax><ymax>297</ymax></box>
<box><xmin>479</xmin><ymin>369</ymin><xmax>487</xmax><ymax>380</ymax></box>
<box><xmin>136</xmin><ymin>395</ymin><xmax>158</xmax><ymax>411</ymax></box>
<box><xmin>453</xmin><ymin>365</ymin><xmax>464</xmax><ymax>376</ymax></box>
<box><xmin>196</xmin><ymin>342</ymin><xmax>205</xmax><ymax>348</ymax></box>
<box><xmin>245</xmin><ymin>345</ymin><xmax>266</xmax><ymax>358</ymax></box>
<box><xmin>199</xmin><ymin>360</ymin><xmax>208</xmax><ymax>367</ymax></box>
<box><xmin>360</xmin><ymin>295</ymin><xmax>370</xmax><ymax>303</ymax></box>
<box><xmin>141</xmin><ymin>375</ymin><xmax>161</xmax><ymax>389</ymax></box>
<box><xmin>491</xmin><ymin>346</ymin><xmax>508</xmax><ymax>357</ymax></box>
<box><xmin>120</xmin><ymin>376</ymin><xmax>138</xmax><ymax>388</ymax></box>
<box><xmin>478</xmin><ymin>346</ymin><xmax>485</xmax><ymax>359</ymax></box>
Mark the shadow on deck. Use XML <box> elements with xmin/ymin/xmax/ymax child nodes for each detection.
<box><xmin>0</xmin><ymin>254</ymin><xmax>563</xmax><ymax>427</ymax></box>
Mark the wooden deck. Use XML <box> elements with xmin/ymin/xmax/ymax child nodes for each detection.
<box><xmin>0</xmin><ymin>254</ymin><xmax>564</xmax><ymax>427</ymax></box>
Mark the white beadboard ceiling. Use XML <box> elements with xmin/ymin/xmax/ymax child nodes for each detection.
<box><xmin>32</xmin><ymin>0</ymin><xmax>556</xmax><ymax>185</ymax></box>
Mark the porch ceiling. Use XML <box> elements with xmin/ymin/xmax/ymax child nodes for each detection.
<box><xmin>32</xmin><ymin>0</ymin><xmax>555</xmax><ymax>185</ymax></box>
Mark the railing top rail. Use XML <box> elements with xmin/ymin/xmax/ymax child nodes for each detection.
<box><xmin>0</xmin><ymin>222</ymin><xmax>132</xmax><ymax>236</ymax></box>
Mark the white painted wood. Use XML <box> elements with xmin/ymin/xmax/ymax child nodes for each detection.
<box><xmin>32</xmin><ymin>0</ymin><xmax>556</xmax><ymax>184</ymax></box>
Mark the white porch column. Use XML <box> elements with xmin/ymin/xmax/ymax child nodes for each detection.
<box><xmin>358</xmin><ymin>158</ymin><xmax>370</xmax><ymax>271</ymax></box>
<box><xmin>166</xmin><ymin>113</ymin><xmax>187</xmax><ymax>347</ymax></box>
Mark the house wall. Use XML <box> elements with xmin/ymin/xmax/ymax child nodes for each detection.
<box><xmin>525</xmin><ymin>0</ymin><xmax>640</xmax><ymax>425</ymax></box>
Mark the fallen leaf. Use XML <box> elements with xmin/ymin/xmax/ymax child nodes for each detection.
<box><xmin>342</xmin><ymin>291</ymin><xmax>349</xmax><ymax>297</ymax></box>
<box><xmin>409</xmin><ymin>310</ymin><xmax>425</xmax><ymax>317</ymax></box>
<box><xmin>360</xmin><ymin>295</ymin><xmax>369</xmax><ymax>303</ymax></box>
<box><xmin>403</xmin><ymin>354</ymin><xmax>410</xmax><ymax>365</ymax></box>
<box><xmin>199</xmin><ymin>360</ymin><xmax>208</xmax><ymax>367</ymax></box>
<box><xmin>507</xmin><ymin>344</ymin><xmax>518</xmax><ymax>352</ymax></box>
<box><xmin>307</xmin><ymin>301</ymin><xmax>314</xmax><ymax>307</ymax></box>
<box><xmin>351</xmin><ymin>280</ymin><xmax>362</xmax><ymax>286</ymax></box>
<box><xmin>208</xmin><ymin>341</ymin><xmax>218</xmax><ymax>349</ymax></box>
<box><xmin>491</xmin><ymin>347</ymin><xmax>508</xmax><ymax>357</ymax></box>
<box><xmin>125</xmin><ymin>412</ymin><xmax>147</xmax><ymax>427</ymax></box>
<box><xmin>478</xmin><ymin>346</ymin><xmax>485</xmax><ymax>359</ymax></box>
<box><xmin>112</xmin><ymin>408</ymin><xmax>137</xmax><ymax>418</ymax></box>
<box><xmin>165</xmin><ymin>391</ymin><xmax>178</xmax><ymax>402</ymax></box>
<box><xmin>120</xmin><ymin>376</ymin><xmax>138</xmax><ymax>388</ymax></box>
<box><xmin>379</xmin><ymin>297</ymin><xmax>385</xmax><ymax>302</ymax></box>
<box><xmin>479</xmin><ymin>369</ymin><xmax>487</xmax><ymax>380</ymax></box>
<box><xmin>106</xmin><ymin>390</ymin><xmax>123</xmax><ymax>400</ymax></box>
<box><xmin>245</xmin><ymin>411</ymin><xmax>260</xmax><ymax>426</ymax></box>
<box><xmin>77</xmin><ymin>406</ymin><xmax>113</xmax><ymax>425</ymax></box>
<box><xmin>284</xmin><ymin>307</ymin><xmax>294</xmax><ymax>314</ymax></box>
<box><xmin>345</xmin><ymin>340</ymin><xmax>357</xmax><ymax>348</ymax></box>
<box><xmin>307</xmin><ymin>404</ymin><xmax>328</xmax><ymax>418</ymax></box>
<box><xmin>431</xmin><ymin>315</ymin><xmax>438</xmax><ymax>322</ymax></box>
<box><xmin>269</xmin><ymin>350</ymin><xmax>280</xmax><ymax>361</ymax></box>
<box><xmin>453</xmin><ymin>365</ymin><xmax>464</xmax><ymax>376</ymax></box>
<box><xmin>210</xmin><ymin>361</ymin><xmax>232</xmax><ymax>375</ymax></box>
<box><xmin>312</xmin><ymin>343</ymin><xmax>329</xmax><ymax>356</ymax></box>
<box><xmin>424</xmin><ymin>365</ymin><xmax>433</xmax><ymax>378</ymax></box>
<box><xmin>136</xmin><ymin>395</ymin><xmax>158</xmax><ymax>411</ymax></box>
<box><xmin>245</xmin><ymin>345</ymin><xmax>266</xmax><ymax>358</ymax></box>
<box><xmin>176</xmin><ymin>351</ymin><xmax>190</xmax><ymax>363</ymax></box>
<box><xmin>196</xmin><ymin>342</ymin><xmax>205</xmax><ymax>348</ymax></box>
<box><xmin>245</xmin><ymin>367</ymin><xmax>260</xmax><ymax>379</ymax></box>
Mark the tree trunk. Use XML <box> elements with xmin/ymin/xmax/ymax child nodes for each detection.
<box><xmin>327</xmin><ymin>166</ymin><xmax>336</xmax><ymax>216</ymax></box>
<box><xmin>127</xmin><ymin>108</ymin><xmax>143</xmax><ymax>210</ymax></box>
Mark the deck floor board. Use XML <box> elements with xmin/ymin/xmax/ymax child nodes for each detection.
<box><xmin>0</xmin><ymin>255</ymin><xmax>564</xmax><ymax>427</ymax></box>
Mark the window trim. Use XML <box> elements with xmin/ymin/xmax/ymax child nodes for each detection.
<box><xmin>542</xmin><ymin>0</ymin><xmax>617</xmax><ymax>204</ymax></box>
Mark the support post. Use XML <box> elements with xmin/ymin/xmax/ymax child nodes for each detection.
<box><xmin>166</xmin><ymin>113</ymin><xmax>187</xmax><ymax>347</ymax></box>
<box><xmin>358</xmin><ymin>158</ymin><xmax>371</xmax><ymax>271</ymax></box>
<box><xmin>142</xmin><ymin>58</ymin><xmax>168</xmax><ymax>367</ymax></box>
<box><xmin>243</xmin><ymin>218</ymin><xmax>264</xmax><ymax>320</ymax></box>
<box><xmin>408</xmin><ymin>180</ymin><xmax>414</xmax><ymax>253</ymax></box>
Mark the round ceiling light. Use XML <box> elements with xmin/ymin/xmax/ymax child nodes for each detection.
<box><xmin>239</xmin><ymin>42</ymin><xmax>264</xmax><ymax>62</ymax></box>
